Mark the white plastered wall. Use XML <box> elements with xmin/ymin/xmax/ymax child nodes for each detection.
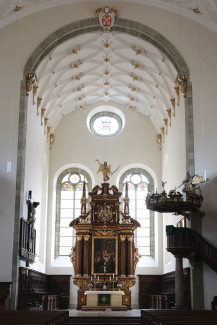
<box><xmin>161</xmin><ymin>88</ymin><xmax>189</xmax><ymax>274</ymax></box>
<box><xmin>0</xmin><ymin>1</ymin><xmax>216</xmax><ymax>309</ymax></box>
<box><xmin>20</xmin><ymin>92</ymin><xmax>50</xmax><ymax>272</ymax></box>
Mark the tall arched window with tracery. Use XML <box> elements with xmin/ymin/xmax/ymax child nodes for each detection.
<box><xmin>119</xmin><ymin>168</ymin><xmax>155</xmax><ymax>263</ymax></box>
<box><xmin>56</xmin><ymin>168</ymin><xmax>92</xmax><ymax>257</ymax></box>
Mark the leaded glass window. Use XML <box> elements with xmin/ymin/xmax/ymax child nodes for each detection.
<box><xmin>119</xmin><ymin>169</ymin><xmax>154</xmax><ymax>262</ymax></box>
<box><xmin>56</xmin><ymin>168</ymin><xmax>91</xmax><ymax>257</ymax></box>
<box><xmin>89</xmin><ymin>111</ymin><xmax>123</xmax><ymax>137</ymax></box>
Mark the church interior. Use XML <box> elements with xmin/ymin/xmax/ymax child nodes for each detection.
<box><xmin>0</xmin><ymin>0</ymin><xmax>217</xmax><ymax>324</ymax></box>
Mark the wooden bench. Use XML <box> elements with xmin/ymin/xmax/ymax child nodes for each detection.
<box><xmin>18</xmin><ymin>268</ymin><xmax>71</xmax><ymax>310</ymax></box>
<box><xmin>138</xmin><ymin>268</ymin><xmax>190</xmax><ymax>309</ymax></box>
<box><xmin>141</xmin><ymin>310</ymin><xmax>217</xmax><ymax>325</ymax></box>
<box><xmin>0</xmin><ymin>310</ymin><xmax>69</xmax><ymax>325</ymax></box>
<box><xmin>0</xmin><ymin>282</ymin><xmax>11</xmax><ymax>311</ymax></box>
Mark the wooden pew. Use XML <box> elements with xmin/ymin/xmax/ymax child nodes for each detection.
<box><xmin>138</xmin><ymin>268</ymin><xmax>190</xmax><ymax>309</ymax></box>
<box><xmin>0</xmin><ymin>310</ymin><xmax>69</xmax><ymax>325</ymax></box>
<box><xmin>0</xmin><ymin>282</ymin><xmax>11</xmax><ymax>311</ymax></box>
<box><xmin>141</xmin><ymin>310</ymin><xmax>217</xmax><ymax>325</ymax></box>
<box><xmin>18</xmin><ymin>267</ymin><xmax>71</xmax><ymax>310</ymax></box>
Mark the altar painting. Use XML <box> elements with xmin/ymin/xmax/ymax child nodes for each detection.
<box><xmin>92</xmin><ymin>237</ymin><xmax>118</xmax><ymax>275</ymax></box>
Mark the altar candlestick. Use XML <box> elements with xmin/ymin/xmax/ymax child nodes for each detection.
<box><xmin>204</xmin><ymin>170</ymin><xmax>206</xmax><ymax>181</ymax></box>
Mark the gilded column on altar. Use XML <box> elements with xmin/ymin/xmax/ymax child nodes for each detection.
<box><xmin>83</xmin><ymin>235</ymin><xmax>89</xmax><ymax>277</ymax></box>
<box><xmin>76</xmin><ymin>235</ymin><xmax>83</xmax><ymax>276</ymax></box>
<box><xmin>127</xmin><ymin>235</ymin><xmax>133</xmax><ymax>277</ymax></box>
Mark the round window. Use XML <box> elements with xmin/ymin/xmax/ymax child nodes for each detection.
<box><xmin>69</xmin><ymin>173</ymin><xmax>80</xmax><ymax>184</ymax></box>
<box><xmin>89</xmin><ymin>111</ymin><xmax>123</xmax><ymax>137</ymax></box>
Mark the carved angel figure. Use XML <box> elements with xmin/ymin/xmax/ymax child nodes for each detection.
<box><xmin>95</xmin><ymin>160</ymin><xmax>111</xmax><ymax>182</ymax></box>
<box><xmin>182</xmin><ymin>172</ymin><xmax>205</xmax><ymax>193</ymax></box>
<box><xmin>134</xmin><ymin>246</ymin><xmax>141</xmax><ymax>273</ymax></box>
<box><xmin>69</xmin><ymin>244</ymin><xmax>76</xmax><ymax>269</ymax></box>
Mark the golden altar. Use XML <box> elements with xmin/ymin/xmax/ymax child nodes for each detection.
<box><xmin>69</xmin><ymin>173</ymin><xmax>140</xmax><ymax>310</ymax></box>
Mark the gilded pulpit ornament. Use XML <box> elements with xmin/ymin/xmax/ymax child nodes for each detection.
<box><xmin>96</xmin><ymin>6</ymin><xmax>118</xmax><ymax>32</ymax></box>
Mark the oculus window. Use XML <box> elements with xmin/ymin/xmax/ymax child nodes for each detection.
<box><xmin>89</xmin><ymin>111</ymin><xmax>123</xmax><ymax>137</ymax></box>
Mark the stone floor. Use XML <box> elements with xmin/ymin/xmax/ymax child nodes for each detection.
<box><xmin>68</xmin><ymin>309</ymin><xmax>141</xmax><ymax>317</ymax></box>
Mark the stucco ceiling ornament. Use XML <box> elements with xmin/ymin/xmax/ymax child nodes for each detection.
<box><xmin>96</xmin><ymin>7</ymin><xmax>118</xmax><ymax>32</ymax></box>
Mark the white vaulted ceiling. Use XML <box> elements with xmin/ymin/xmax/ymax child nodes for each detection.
<box><xmin>35</xmin><ymin>31</ymin><xmax>177</xmax><ymax>133</ymax></box>
<box><xmin>2</xmin><ymin>0</ymin><xmax>214</xmax><ymax>135</ymax></box>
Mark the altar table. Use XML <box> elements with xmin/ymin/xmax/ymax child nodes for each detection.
<box><xmin>82</xmin><ymin>291</ymin><xmax>127</xmax><ymax>310</ymax></box>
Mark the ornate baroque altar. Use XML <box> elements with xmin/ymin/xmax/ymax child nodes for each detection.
<box><xmin>69</xmin><ymin>174</ymin><xmax>140</xmax><ymax>310</ymax></box>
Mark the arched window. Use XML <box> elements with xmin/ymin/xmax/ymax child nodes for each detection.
<box><xmin>119</xmin><ymin>168</ymin><xmax>154</xmax><ymax>262</ymax></box>
<box><xmin>55</xmin><ymin>168</ymin><xmax>92</xmax><ymax>257</ymax></box>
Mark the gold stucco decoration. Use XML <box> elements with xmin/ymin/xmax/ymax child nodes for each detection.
<box><xmin>174</xmin><ymin>85</ymin><xmax>180</xmax><ymax>106</ymax></box>
<box><xmin>46</xmin><ymin>126</ymin><xmax>51</xmax><ymax>140</ymax></box>
<box><xmin>32</xmin><ymin>84</ymin><xmax>38</xmax><ymax>105</ymax></box>
<box><xmin>170</xmin><ymin>98</ymin><xmax>175</xmax><ymax>117</ymax></box>
<box><xmin>26</xmin><ymin>73</ymin><xmax>36</xmax><ymax>97</ymax></box>
<box><xmin>177</xmin><ymin>75</ymin><xmax>187</xmax><ymax>98</ymax></box>
<box><xmin>41</xmin><ymin>108</ymin><xmax>46</xmax><ymax>126</ymax></box>
<box><xmin>49</xmin><ymin>133</ymin><xmax>54</xmax><ymax>150</ymax></box>
<box><xmin>166</xmin><ymin>108</ymin><xmax>172</xmax><ymax>126</ymax></box>
<box><xmin>157</xmin><ymin>134</ymin><xmax>162</xmax><ymax>148</ymax></box>
<box><xmin>37</xmin><ymin>97</ymin><xmax>43</xmax><ymax>116</ymax></box>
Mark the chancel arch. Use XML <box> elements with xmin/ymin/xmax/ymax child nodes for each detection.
<box><xmin>12</xmin><ymin>16</ymin><xmax>195</xmax><ymax>309</ymax></box>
